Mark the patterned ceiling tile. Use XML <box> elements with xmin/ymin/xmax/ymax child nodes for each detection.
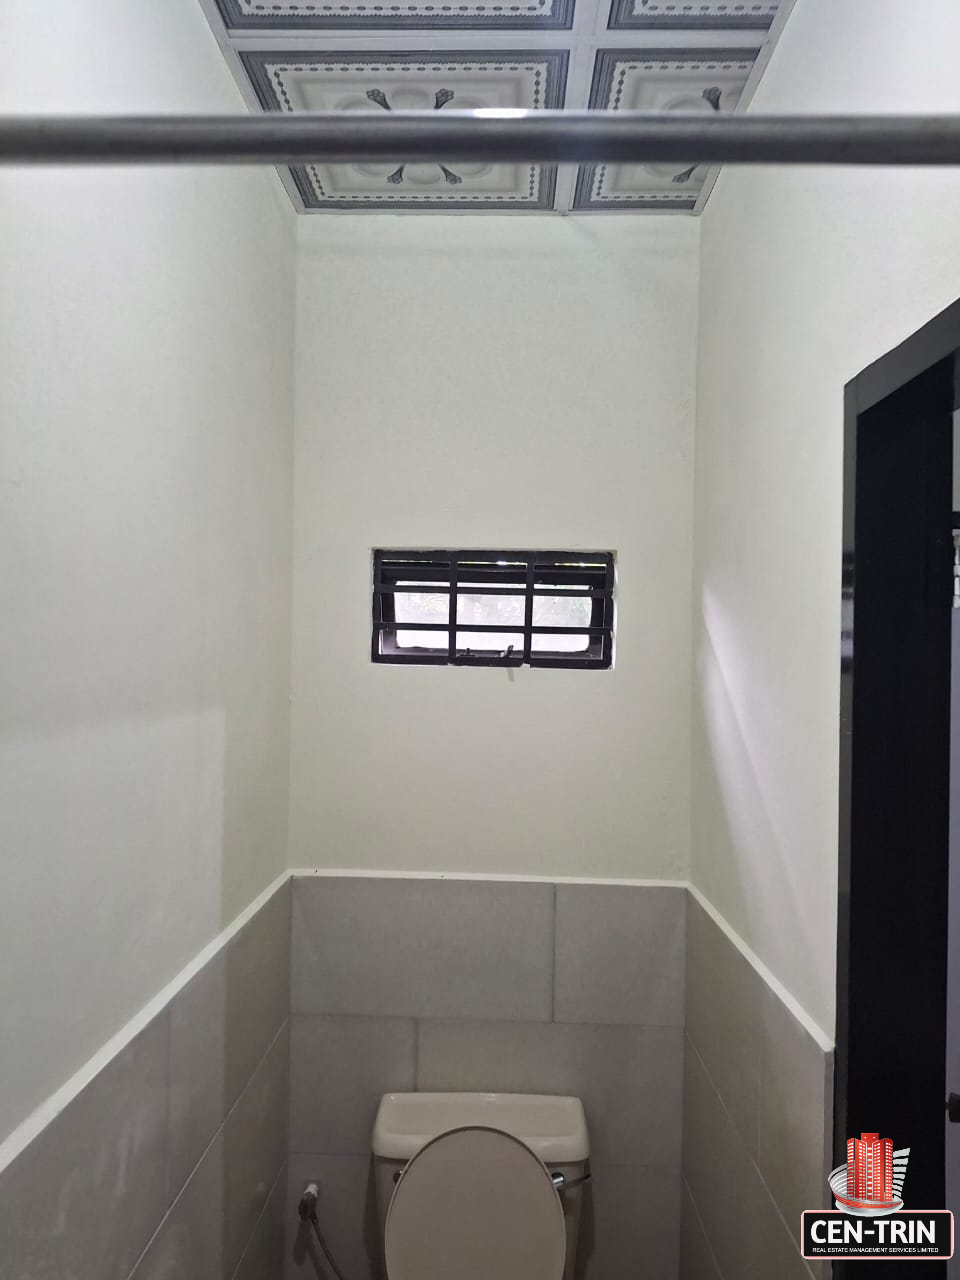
<box><xmin>215</xmin><ymin>0</ymin><xmax>574</xmax><ymax>30</ymax></box>
<box><xmin>572</xmin><ymin>46</ymin><xmax>759</xmax><ymax>211</ymax></box>
<box><xmin>608</xmin><ymin>0</ymin><xmax>780</xmax><ymax>29</ymax></box>
<box><xmin>241</xmin><ymin>51</ymin><xmax>568</xmax><ymax>211</ymax></box>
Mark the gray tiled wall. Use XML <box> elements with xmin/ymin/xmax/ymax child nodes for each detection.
<box><xmin>0</xmin><ymin>880</ymin><xmax>291</xmax><ymax>1280</ymax></box>
<box><xmin>285</xmin><ymin>876</ymin><xmax>687</xmax><ymax>1280</ymax></box>
<box><xmin>0</xmin><ymin>876</ymin><xmax>835</xmax><ymax>1280</ymax></box>
<box><xmin>679</xmin><ymin>897</ymin><xmax>833</xmax><ymax>1280</ymax></box>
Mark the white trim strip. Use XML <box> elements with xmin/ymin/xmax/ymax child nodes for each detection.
<box><xmin>687</xmin><ymin>883</ymin><xmax>834</xmax><ymax>1052</ymax></box>
<box><xmin>0</xmin><ymin>870</ymin><xmax>290</xmax><ymax>1177</ymax></box>
<box><xmin>288</xmin><ymin>867</ymin><xmax>689</xmax><ymax>888</ymax></box>
<box><xmin>1</xmin><ymin>866</ymin><xmax>833</xmax><ymax>1178</ymax></box>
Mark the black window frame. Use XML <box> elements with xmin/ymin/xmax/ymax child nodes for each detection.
<box><xmin>371</xmin><ymin>549</ymin><xmax>615</xmax><ymax>669</ymax></box>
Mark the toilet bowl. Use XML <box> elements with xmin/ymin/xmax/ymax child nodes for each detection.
<box><xmin>372</xmin><ymin>1092</ymin><xmax>590</xmax><ymax>1280</ymax></box>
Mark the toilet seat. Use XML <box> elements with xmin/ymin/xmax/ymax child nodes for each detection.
<box><xmin>384</xmin><ymin>1125</ymin><xmax>566</xmax><ymax>1280</ymax></box>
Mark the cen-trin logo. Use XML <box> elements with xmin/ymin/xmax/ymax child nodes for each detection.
<box><xmin>801</xmin><ymin>1132</ymin><xmax>954</xmax><ymax>1261</ymax></box>
<box><xmin>834</xmin><ymin>1132</ymin><xmax>909</xmax><ymax>1216</ymax></box>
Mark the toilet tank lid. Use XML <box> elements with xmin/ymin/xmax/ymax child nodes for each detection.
<box><xmin>373</xmin><ymin>1092</ymin><xmax>589</xmax><ymax>1164</ymax></box>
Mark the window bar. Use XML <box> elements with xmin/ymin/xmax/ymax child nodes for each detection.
<box><xmin>523</xmin><ymin>553</ymin><xmax>535</xmax><ymax>666</ymax></box>
<box><xmin>374</xmin><ymin>622</ymin><xmax>448</xmax><ymax>632</ymax></box>
<box><xmin>373</xmin><ymin>622</ymin><xmax>607</xmax><ymax>635</ymax></box>
<box><xmin>371</xmin><ymin>550</ymin><xmax>383</xmax><ymax>663</ymax></box>
<box><xmin>530</xmin><ymin>626</ymin><xmax>608</xmax><ymax>635</ymax></box>
<box><xmin>604</xmin><ymin>555</ymin><xmax>615</xmax><ymax>666</ymax></box>
<box><xmin>377</xmin><ymin>583</ymin><xmax>531</xmax><ymax>595</ymax></box>
<box><xmin>448</xmin><ymin>552</ymin><xmax>458</xmax><ymax>665</ymax></box>
<box><xmin>376</xmin><ymin>585</ymin><xmax>606</xmax><ymax>597</ymax></box>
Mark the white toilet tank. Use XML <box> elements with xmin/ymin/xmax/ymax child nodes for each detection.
<box><xmin>372</xmin><ymin>1092</ymin><xmax>590</xmax><ymax>1280</ymax></box>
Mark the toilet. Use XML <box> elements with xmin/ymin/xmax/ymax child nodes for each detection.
<box><xmin>372</xmin><ymin>1092</ymin><xmax>590</xmax><ymax>1280</ymax></box>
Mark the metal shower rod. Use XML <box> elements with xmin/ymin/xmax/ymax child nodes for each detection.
<box><xmin>3</xmin><ymin>112</ymin><xmax>960</xmax><ymax>167</ymax></box>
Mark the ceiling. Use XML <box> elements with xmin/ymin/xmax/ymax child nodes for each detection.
<box><xmin>199</xmin><ymin>0</ymin><xmax>793</xmax><ymax>213</ymax></box>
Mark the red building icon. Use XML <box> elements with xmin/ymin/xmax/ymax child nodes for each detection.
<box><xmin>847</xmin><ymin>1133</ymin><xmax>894</xmax><ymax>1202</ymax></box>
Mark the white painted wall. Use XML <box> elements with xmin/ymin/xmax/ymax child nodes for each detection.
<box><xmin>12</xmin><ymin>0</ymin><xmax>953</xmax><ymax>1145</ymax></box>
<box><xmin>290</xmin><ymin>217</ymin><xmax>699</xmax><ymax>879</ymax></box>
<box><xmin>0</xmin><ymin>0</ymin><xmax>295</xmax><ymax>1142</ymax></box>
<box><xmin>692</xmin><ymin>0</ymin><xmax>960</xmax><ymax>1036</ymax></box>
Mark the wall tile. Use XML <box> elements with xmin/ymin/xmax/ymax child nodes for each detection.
<box><xmin>225</xmin><ymin>881</ymin><xmax>291</xmax><ymax>1110</ymax></box>
<box><xmin>555</xmin><ymin>885</ymin><xmax>685</xmax><ymax>1027</ymax></box>
<box><xmin>129</xmin><ymin>1132</ymin><xmax>225</xmax><ymax>1280</ymax></box>
<box><xmin>291</xmin><ymin>877</ymin><xmax>553</xmax><ymax>1021</ymax></box>
<box><xmin>679</xmin><ymin>1179</ymin><xmax>722</xmax><ymax>1280</ymax></box>
<box><xmin>683</xmin><ymin>893</ymin><xmax>832</xmax><ymax>1277</ymax></box>
<box><xmin>284</xmin><ymin>1154</ymin><xmax>383</xmax><ymax>1280</ymax></box>
<box><xmin>234</xmin><ymin>1163</ymin><xmax>287</xmax><ymax>1280</ymax></box>
<box><xmin>167</xmin><ymin>948</ymin><xmax>228</xmax><ymax>1200</ymax></box>
<box><xmin>0</xmin><ymin>1016</ymin><xmax>169</xmax><ymax>1280</ymax></box>
<box><xmin>683</xmin><ymin>1038</ymin><xmax>814</xmax><ymax>1280</ymax></box>
<box><xmin>685</xmin><ymin>897</ymin><xmax>763</xmax><ymax>1159</ymax></box>
<box><xmin>578</xmin><ymin>1164</ymin><xmax>681</xmax><ymax>1280</ymax></box>
<box><xmin>233</xmin><ymin>1206</ymin><xmax>267</xmax><ymax>1280</ymax></box>
<box><xmin>289</xmin><ymin>1016</ymin><xmax>416</xmax><ymax>1155</ymax></box>
<box><xmin>417</xmin><ymin>1020</ymin><xmax>683</xmax><ymax>1167</ymax></box>
<box><xmin>167</xmin><ymin>884</ymin><xmax>293</xmax><ymax>1205</ymax></box>
<box><xmin>265</xmin><ymin>1165</ymin><xmax>290</xmax><ymax>1280</ymax></box>
<box><xmin>758</xmin><ymin>987</ymin><xmax>832</xmax><ymax>1247</ymax></box>
<box><xmin>224</xmin><ymin>1023</ymin><xmax>290</xmax><ymax>1277</ymax></box>
<box><xmin>0</xmin><ymin>888</ymin><xmax>292</xmax><ymax>1280</ymax></box>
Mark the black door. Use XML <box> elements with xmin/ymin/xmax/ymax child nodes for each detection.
<box><xmin>836</xmin><ymin>301</ymin><xmax>960</xmax><ymax>1276</ymax></box>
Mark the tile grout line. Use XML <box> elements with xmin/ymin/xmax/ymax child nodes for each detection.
<box><xmin>290</xmin><ymin>873</ymin><xmax>832</xmax><ymax>1049</ymax></box>
<box><xmin>681</xmin><ymin>1173</ymin><xmax>726</xmax><ymax>1280</ymax></box>
<box><xmin>162</xmin><ymin>1004</ymin><xmax>173</xmax><ymax>1206</ymax></box>
<box><xmin>289</xmin><ymin>1010</ymin><xmax>684</xmax><ymax>1030</ymax></box>
<box><xmin>685</xmin><ymin>1033</ymin><xmax>814</xmax><ymax>1276</ymax></box>
<box><xmin>287</xmin><ymin>872</ymin><xmax>295</xmax><ymax>1025</ymax></box>
<box><xmin>680</xmin><ymin>889</ymin><xmax>689</xmax><ymax>1032</ymax></box>
<box><xmin>291</xmin><ymin>873</ymin><xmax>830</xmax><ymax>1052</ymax></box>
<box><xmin>124</xmin><ymin>1017</ymin><xmax>290</xmax><ymax>1280</ymax></box>
<box><xmin>125</xmin><ymin>1008</ymin><xmax>175</xmax><ymax>1280</ymax></box>
<box><xmin>229</xmin><ymin>1158</ymin><xmax>288</xmax><ymax>1280</ymax></box>
<box><xmin>550</xmin><ymin>882</ymin><xmax>557</xmax><ymax>1022</ymax></box>
<box><xmin>684</xmin><ymin>1032</ymin><xmax>746</xmax><ymax>1165</ymax></box>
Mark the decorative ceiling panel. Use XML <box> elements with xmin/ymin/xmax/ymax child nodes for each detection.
<box><xmin>215</xmin><ymin>0</ymin><xmax>575</xmax><ymax>29</ymax></box>
<box><xmin>241</xmin><ymin>50</ymin><xmax>567</xmax><ymax>209</ymax></box>
<box><xmin>573</xmin><ymin>46</ymin><xmax>758</xmax><ymax>210</ymax></box>
<box><xmin>200</xmin><ymin>0</ymin><xmax>794</xmax><ymax>213</ymax></box>
<box><xmin>607</xmin><ymin>0</ymin><xmax>780</xmax><ymax>30</ymax></box>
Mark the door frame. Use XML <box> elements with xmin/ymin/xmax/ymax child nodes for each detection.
<box><xmin>836</xmin><ymin>298</ymin><xmax>960</xmax><ymax>1274</ymax></box>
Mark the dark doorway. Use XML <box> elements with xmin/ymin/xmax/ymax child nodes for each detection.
<box><xmin>836</xmin><ymin>299</ymin><xmax>960</xmax><ymax>1275</ymax></box>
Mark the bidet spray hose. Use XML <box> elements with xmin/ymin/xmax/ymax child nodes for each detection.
<box><xmin>298</xmin><ymin>1183</ymin><xmax>352</xmax><ymax>1280</ymax></box>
